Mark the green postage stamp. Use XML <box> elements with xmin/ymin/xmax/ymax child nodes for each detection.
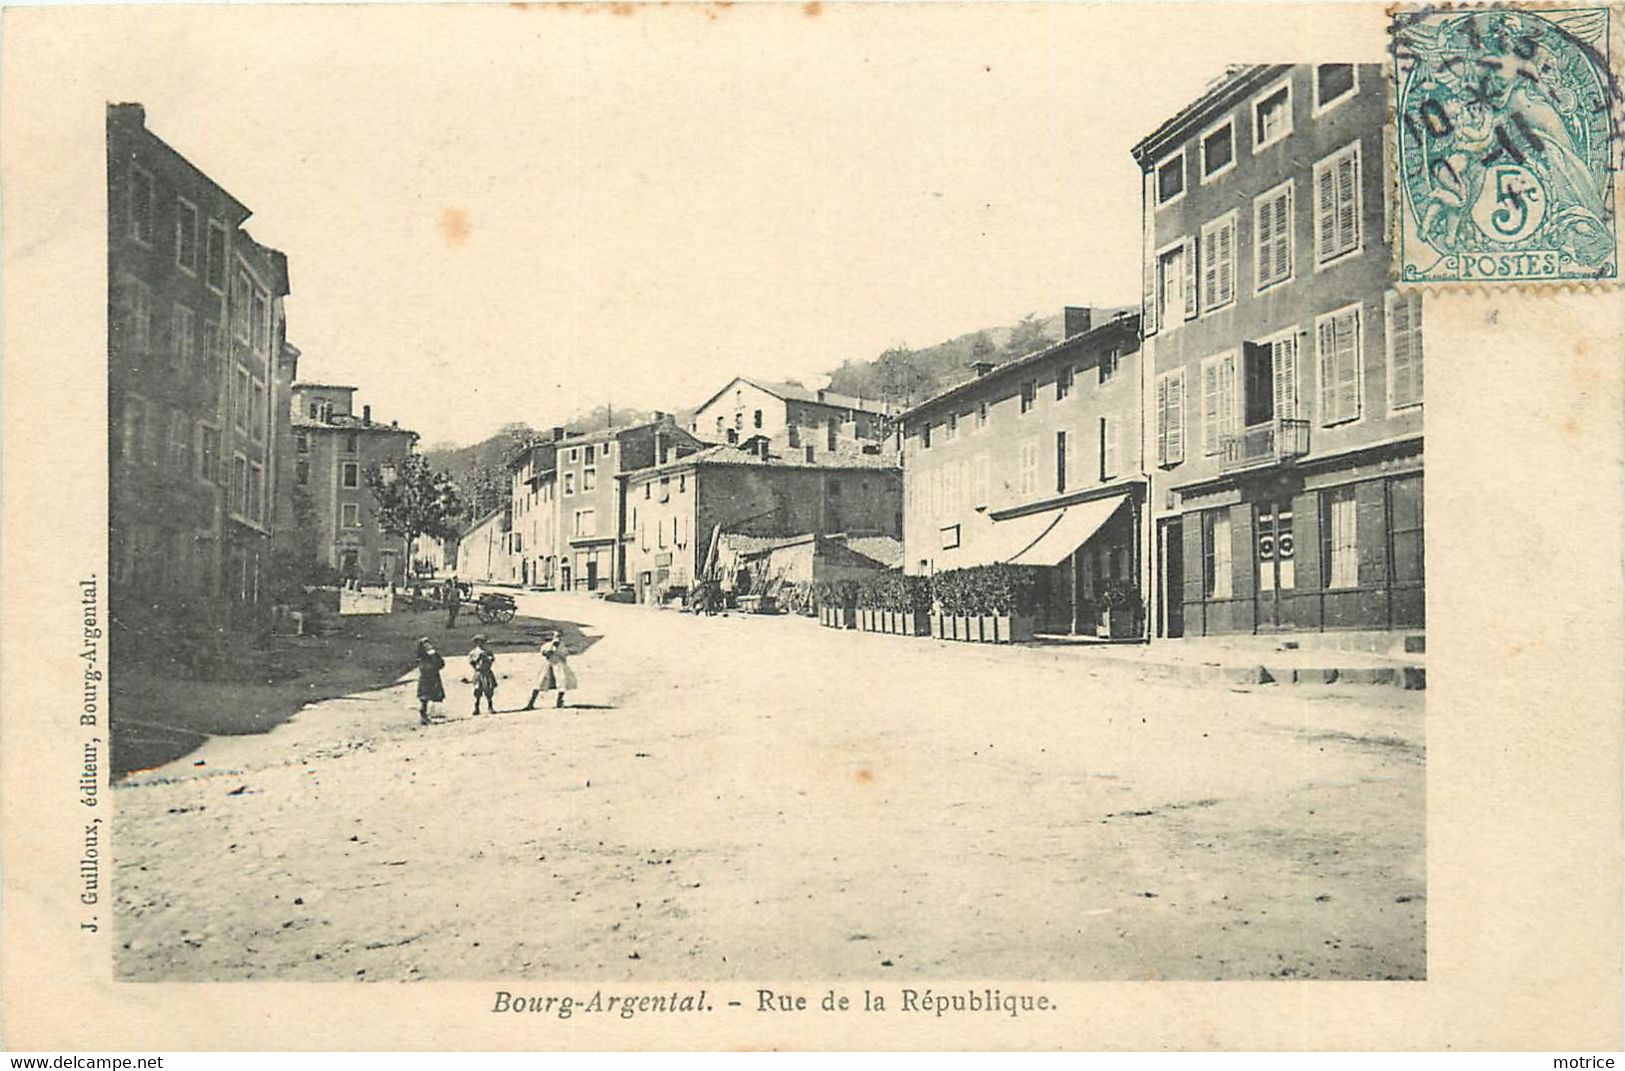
<box><xmin>1392</xmin><ymin>4</ymin><xmax>1622</xmax><ymax>283</ymax></box>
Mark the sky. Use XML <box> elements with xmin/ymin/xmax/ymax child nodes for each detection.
<box><xmin>84</xmin><ymin>3</ymin><xmax>1379</xmax><ymax>448</ymax></box>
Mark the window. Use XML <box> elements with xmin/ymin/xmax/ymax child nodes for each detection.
<box><xmin>972</xmin><ymin>454</ymin><xmax>991</xmax><ymax>507</ymax></box>
<box><xmin>940</xmin><ymin>525</ymin><xmax>960</xmax><ymax>550</ymax></box>
<box><xmin>1154</xmin><ymin>369</ymin><xmax>1186</xmax><ymax>467</ymax></box>
<box><xmin>603</xmin><ymin>442</ymin><xmax>612</xmax><ymax>457</ymax></box>
<box><xmin>829</xmin><ymin>477</ymin><xmax>842</xmax><ymax>498</ymax></box>
<box><xmin>203</xmin><ymin>319</ymin><xmax>222</xmax><ymax>403</ymax></box>
<box><xmin>678</xmin><ymin>474</ymin><xmax>686</xmax><ymax>493</ymax></box>
<box><xmin>1314</xmin><ymin>64</ymin><xmax>1358</xmax><ymax>114</ymax></box>
<box><xmin>582</xmin><ymin>467</ymin><xmax>597</xmax><ymax>492</ymax></box>
<box><xmin>1099</xmin><ymin>349</ymin><xmax>1119</xmax><ymax>384</ymax></box>
<box><xmin>976</xmin><ymin>400</ymin><xmax>988</xmax><ymax>429</ymax></box>
<box><xmin>1389</xmin><ymin>475</ymin><xmax>1424</xmax><ymax>584</ymax></box>
<box><xmin>753</xmin><ymin>409</ymin><xmax>763</xmax><ymax>429</ymax></box>
<box><xmin>658</xmin><ymin>476</ymin><xmax>670</xmax><ymax>503</ymax></box>
<box><xmin>296</xmin><ymin>431</ymin><xmax>309</xmax><ymax>454</ymax></box>
<box><xmin>1156</xmin><ymin>239</ymin><xmax>1197</xmax><ymax>327</ymax></box>
<box><xmin>574</xmin><ymin>509</ymin><xmax>597</xmax><ymax>537</ymax></box>
<box><xmin>1321</xmin><ymin>486</ymin><xmax>1358</xmax><ymax>589</ymax></box>
<box><xmin>174</xmin><ymin>197</ymin><xmax>199</xmax><ymax>273</ymax></box>
<box><xmin>121</xmin><ymin>397</ymin><xmax>146</xmax><ymax>465</ymax></box>
<box><xmin>1386</xmin><ymin>289</ymin><xmax>1424</xmax><ymax>410</ymax></box>
<box><xmin>1200</xmin><ymin>350</ymin><xmax>1240</xmax><ymax>455</ymax></box>
<box><xmin>252</xmin><ymin>380</ymin><xmax>266</xmax><ymax>442</ymax></box>
<box><xmin>1247</xmin><ymin>329</ymin><xmax>1301</xmax><ymax>424</ymax></box>
<box><xmin>715</xmin><ymin>415</ymin><xmax>725</xmax><ymax>436</ymax></box>
<box><xmin>1099</xmin><ymin>416</ymin><xmax>1119</xmax><ymax>480</ymax></box>
<box><xmin>1200</xmin><ymin>119</ymin><xmax>1235</xmax><ymax>181</ymax></box>
<box><xmin>251</xmin><ymin>289</ymin><xmax>270</xmax><ymax>355</ymax></box>
<box><xmin>1204</xmin><ymin>509</ymin><xmax>1233</xmax><ymax>599</ymax></box>
<box><xmin>1056</xmin><ymin>366</ymin><xmax>1073</xmax><ymax>401</ymax></box>
<box><xmin>205</xmin><ymin>221</ymin><xmax>227</xmax><ymax>292</ymax></box>
<box><xmin>199</xmin><ymin>425</ymin><xmax>220</xmax><ymax>483</ymax></box>
<box><xmin>171</xmin><ymin>305</ymin><xmax>195</xmax><ymax>369</ymax></box>
<box><xmin>1020</xmin><ymin>380</ymin><xmax>1036</xmax><ymax>414</ymax></box>
<box><xmin>234</xmin><ymin>367</ymin><xmax>251</xmax><ymax>430</ymax></box>
<box><xmin>1314</xmin><ymin>142</ymin><xmax>1362</xmax><ymax>266</ymax></box>
<box><xmin>1018</xmin><ymin>440</ymin><xmax>1038</xmax><ymax>495</ymax></box>
<box><xmin>128</xmin><ymin>279</ymin><xmax>153</xmax><ymax>350</ymax></box>
<box><xmin>563</xmin><ymin>472</ymin><xmax>576</xmax><ymax>495</ymax></box>
<box><xmin>1055</xmin><ymin>431</ymin><xmax>1068</xmax><ymax>493</ymax></box>
<box><xmin>1254</xmin><ymin>180</ymin><xmax>1294</xmax><ymax>291</ymax></box>
<box><xmin>168</xmin><ymin>409</ymin><xmax>191</xmax><ymax>470</ymax></box>
<box><xmin>127</xmin><ymin>167</ymin><xmax>155</xmax><ymax>244</ymax></box>
<box><xmin>945</xmin><ymin>413</ymin><xmax>958</xmax><ymax>440</ymax></box>
<box><xmin>295</xmin><ymin>459</ymin><xmax>309</xmax><ymax>485</ymax></box>
<box><xmin>1155</xmin><ymin>150</ymin><xmax>1185</xmax><ymax>206</ymax></box>
<box><xmin>644</xmin><ymin>482</ymin><xmax>651</xmax><ymax>499</ymax></box>
<box><xmin>341</xmin><ymin>462</ymin><xmax>359</xmax><ymax>488</ymax></box>
<box><xmin>232</xmin><ymin>456</ymin><xmax>248</xmax><ymax>516</ymax></box>
<box><xmin>584</xmin><ymin>445</ymin><xmax>596</xmax><ymax>464</ymax></box>
<box><xmin>248</xmin><ymin>462</ymin><xmax>264</xmax><ymax>523</ymax></box>
<box><xmin>342</xmin><ymin>502</ymin><xmax>361</xmax><ymax>528</ymax></box>
<box><xmin>921</xmin><ymin>423</ymin><xmax>932</xmax><ymax>450</ymax></box>
<box><xmin>1253</xmin><ymin>78</ymin><xmax>1293</xmax><ymax>149</ymax></box>
<box><xmin>567</xmin><ymin>448</ymin><xmax>577</xmax><ymax>462</ymax></box>
<box><xmin>1200</xmin><ymin>211</ymin><xmax>1237</xmax><ymax>312</ymax></box>
<box><xmin>1316</xmin><ymin>304</ymin><xmax>1363</xmax><ymax>426</ymax></box>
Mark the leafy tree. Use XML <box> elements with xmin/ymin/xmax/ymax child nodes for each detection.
<box><xmin>1003</xmin><ymin>313</ymin><xmax>1052</xmax><ymax>360</ymax></box>
<box><xmin>969</xmin><ymin>330</ymin><xmax>998</xmax><ymax>363</ymax></box>
<box><xmin>365</xmin><ymin>454</ymin><xmax>464</xmax><ymax>583</ymax></box>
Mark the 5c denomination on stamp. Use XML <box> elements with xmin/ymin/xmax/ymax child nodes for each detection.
<box><xmin>1392</xmin><ymin>4</ymin><xmax>1620</xmax><ymax>283</ymax></box>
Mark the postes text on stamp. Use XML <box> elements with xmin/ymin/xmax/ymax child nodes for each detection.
<box><xmin>1392</xmin><ymin>4</ymin><xmax>1620</xmax><ymax>283</ymax></box>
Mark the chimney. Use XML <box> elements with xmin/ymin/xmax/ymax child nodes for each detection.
<box><xmin>363</xmin><ymin>404</ymin><xmax>372</xmax><ymax>426</ymax></box>
<box><xmin>655</xmin><ymin>429</ymin><xmax>668</xmax><ymax>465</ymax></box>
<box><xmin>1064</xmin><ymin>305</ymin><xmax>1093</xmax><ymax>338</ymax></box>
<box><xmin>971</xmin><ymin>360</ymin><xmax>997</xmax><ymax>378</ymax></box>
<box><xmin>551</xmin><ymin>426</ymin><xmax>565</xmax><ymax>442</ymax></box>
<box><xmin>652</xmin><ymin>410</ymin><xmax>667</xmax><ymax>422</ymax></box>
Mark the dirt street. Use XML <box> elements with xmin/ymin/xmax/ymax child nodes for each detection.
<box><xmin>114</xmin><ymin>593</ymin><xmax>1424</xmax><ymax>981</ymax></box>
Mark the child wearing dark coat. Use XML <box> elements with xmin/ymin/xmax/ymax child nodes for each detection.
<box><xmin>467</xmin><ymin>634</ymin><xmax>498</xmax><ymax>716</ymax></box>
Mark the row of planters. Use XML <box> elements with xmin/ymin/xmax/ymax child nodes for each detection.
<box><xmin>815</xmin><ymin>565</ymin><xmax>1044</xmax><ymax>645</ymax></box>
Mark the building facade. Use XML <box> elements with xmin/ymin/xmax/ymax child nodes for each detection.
<box><xmin>107</xmin><ymin>103</ymin><xmax>295</xmax><ymax>611</ymax></box>
<box><xmin>1133</xmin><ymin>63</ymin><xmax>1423</xmax><ymax>638</ymax></box>
<box><xmin>289</xmin><ymin>384</ymin><xmax>418</xmax><ymax>585</ymax></box>
<box><xmin>553</xmin><ymin>415</ymin><xmax>702</xmax><ymax>593</ymax></box>
<box><xmin>689</xmin><ymin>377</ymin><xmax>890</xmax><ymax>452</ymax></box>
<box><xmin>896</xmin><ymin>308</ymin><xmax>1147</xmax><ymax>635</ymax></box>
<box><xmin>622</xmin><ymin>443</ymin><xmax>903</xmax><ymax>604</ymax></box>
<box><xmin>456</xmin><ymin>506</ymin><xmax>512</xmax><ymax>583</ymax></box>
<box><xmin>507</xmin><ymin>433</ymin><xmax>564</xmax><ymax>588</ymax></box>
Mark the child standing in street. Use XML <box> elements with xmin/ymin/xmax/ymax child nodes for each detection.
<box><xmin>467</xmin><ymin>634</ymin><xmax>498</xmax><ymax>716</ymax></box>
<box><xmin>414</xmin><ymin>637</ymin><xmax>445</xmax><ymax>726</ymax></box>
<box><xmin>525</xmin><ymin>630</ymin><xmax>578</xmax><ymax>710</ymax></box>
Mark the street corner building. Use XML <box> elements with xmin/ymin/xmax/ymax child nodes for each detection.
<box><xmin>1133</xmin><ymin>63</ymin><xmax>1424</xmax><ymax>639</ymax></box>
<box><xmin>621</xmin><ymin>438</ymin><xmax>903</xmax><ymax>607</ymax></box>
<box><xmin>896</xmin><ymin>306</ymin><xmax>1148</xmax><ymax>638</ymax></box>
<box><xmin>289</xmin><ymin>384</ymin><xmax>418</xmax><ymax>585</ymax></box>
<box><xmin>106</xmin><ymin>103</ymin><xmax>297</xmax><ymax>613</ymax></box>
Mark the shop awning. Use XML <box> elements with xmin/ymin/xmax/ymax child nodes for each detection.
<box><xmin>1000</xmin><ymin>494</ymin><xmax>1128</xmax><ymax>567</ymax></box>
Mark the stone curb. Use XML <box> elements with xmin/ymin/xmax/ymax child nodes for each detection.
<box><xmin>1085</xmin><ymin>656</ymin><xmax>1426</xmax><ymax>690</ymax></box>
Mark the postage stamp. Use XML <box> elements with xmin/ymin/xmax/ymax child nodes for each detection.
<box><xmin>1392</xmin><ymin>4</ymin><xmax>1621</xmax><ymax>284</ymax></box>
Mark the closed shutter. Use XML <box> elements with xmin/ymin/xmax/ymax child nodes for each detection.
<box><xmin>1272</xmin><ymin>333</ymin><xmax>1299</xmax><ymax>420</ymax></box>
<box><xmin>1218</xmin><ymin>351</ymin><xmax>1239</xmax><ymax>441</ymax></box>
<box><xmin>1335</xmin><ymin>149</ymin><xmax>1360</xmax><ymax>254</ymax></box>
<box><xmin>1272</xmin><ymin>187</ymin><xmax>1292</xmax><ymax>280</ymax></box>
<box><xmin>1335</xmin><ymin>310</ymin><xmax>1361</xmax><ymax>422</ymax></box>
<box><xmin>1202</xmin><ymin>360</ymin><xmax>1220</xmax><ymax>455</ymax></box>
<box><xmin>1103</xmin><ymin>416</ymin><xmax>1118</xmax><ymax>479</ymax></box>
<box><xmin>1166</xmin><ymin>369</ymin><xmax>1185</xmax><ymax>464</ymax></box>
<box><xmin>1355</xmin><ymin>478</ymin><xmax>1387</xmax><ymax>588</ymax></box>
<box><xmin>1154</xmin><ymin>375</ymin><xmax>1170</xmax><ymax>466</ymax></box>
<box><xmin>1216</xmin><ymin>218</ymin><xmax>1234</xmax><ymax>306</ymax></box>
<box><xmin>1201</xmin><ymin>227</ymin><xmax>1217</xmax><ymax>309</ymax></box>
<box><xmin>1182</xmin><ymin>236</ymin><xmax>1198</xmax><ymax>319</ymax></box>
<box><xmin>1181</xmin><ymin>516</ymin><xmax>1205</xmax><ymax>618</ymax></box>
<box><xmin>1143</xmin><ymin>238</ymin><xmax>1159</xmax><ymax>335</ymax></box>
<box><xmin>1387</xmin><ymin>290</ymin><xmax>1422</xmax><ymax>408</ymax></box>
<box><xmin>1316</xmin><ymin>160</ymin><xmax>1337</xmax><ymax>261</ymax></box>
<box><xmin>1291</xmin><ymin>492</ymin><xmax>1322</xmax><ymax>594</ymax></box>
<box><xmin>1256</xmin><ymin>197</ymin><xmax>1274</xmax><ymax>286</ymax></box>
<box><xmin>1230</xmin><ymin>504</ymin><xmax>1256</xmax><ymax>602</ymax></box>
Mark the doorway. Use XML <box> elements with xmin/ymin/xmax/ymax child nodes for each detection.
<box><xmin>1160</xmin><ymin>518</ymin><xmax>1184</xmax><ymax>638</ymax></box>
<box><xmin>1256</xmin><ymin>500</ymin><xmax>1295</xmax><ymax>629</ymax></box>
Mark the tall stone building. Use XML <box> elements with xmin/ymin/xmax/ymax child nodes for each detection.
<box><xmin>107</xmin><ymin>103</ymin><xmax>296</xmax><ymax>610</ymax></box>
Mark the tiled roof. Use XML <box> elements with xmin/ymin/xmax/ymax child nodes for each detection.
<box><xmin>291</xmin><ymin>415</ymin><xmax>415</xmax><ymax>434</ymax></box>
<box><xmin>842</xmin><ymin>535</ymin><xmax>904</xmax><ymax>569</ymax></box>
<box><xmin>740</xmin><ymin>378</ymin><xmax>886</xmax><ymax>415</ymax></box>
<box><xmin>632</xmin><ymin>443</ymin><xmax>899</xmax><ymax>478</ymax></box>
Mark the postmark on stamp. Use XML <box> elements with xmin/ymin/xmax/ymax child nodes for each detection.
<box><xmin>1392</xmin><ymin>4</ymin><xmax>1621</xmax><ymax>283</ymax></box>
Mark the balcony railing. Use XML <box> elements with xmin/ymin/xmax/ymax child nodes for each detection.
<box><xmin>1219</xmin><ymin>418</ymin><xmax>1310</xmax><ymax>473</ymax></box>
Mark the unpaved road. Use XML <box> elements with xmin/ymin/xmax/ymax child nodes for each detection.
<box><xmin>115</xmin><ymin>593</ymin><xmax>1424</xmax><ymax>981</ymax></box>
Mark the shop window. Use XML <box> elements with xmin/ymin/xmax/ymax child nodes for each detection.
<box><xmin>1389</xmin><ymin>476</ymin><xmax>1424</xmax><ymax>583</ymax></box>
<box><xmin>1320</xmin><ymin>486</ymin><xmax>1359</xmax><ymax>589</ymax></box>
<box><xmin>1204</xmin><ymin>510</ymin><xmax>1233</xmax><ymax>599</ymax></box>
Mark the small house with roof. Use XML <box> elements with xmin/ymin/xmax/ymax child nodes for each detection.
<box><xmin>688</xmin><ymin>376</ymin><xmax>890</xmax><ymax>454</ymax></box>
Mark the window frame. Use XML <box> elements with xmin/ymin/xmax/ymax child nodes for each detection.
<box><xmin>1056</xmin><ymin>364</ymin><xmax>1074</xmax><ymax>401</ymax></box>
<box><xmin>1204</xmin><ymin>508</ymin><xmax>1233</xmax><ymax>599</ymax></box>
<box><xmin>1313</xmin><ymin>140</ymin><xmax>1364</xmax><ymax>270</ymax></box>
<box><xmin>1385</xmin><ymin>289</ymin><xmax>1424</xmax><ymax>413</ymax></box>
<box><xmin>1253</xmin><ymin>178</ymin><xmax>1295</xmax><ymax>293</ymax></box>
<box><xmin>174</xmin><ymin>196</ymin><xmax>199</xmax><ymax>275</ymax></box>
<box><xmin>1154</xmin><ymin>367</ymin><xmax>1187</xmax><ymax>468</ymax></box>
<box><xmin>1154</xmin><ymin>236</ymin><xmax>1195</xmax><ymax>329</ymax></box>
<box><xmin>205</xmin><ymin>220</ymin><xmax>228</xmax><ymax>294</ymax></box>
<box><xmin>1200</xmin><ymin>349</ymin><xmax>1241</xmax><ymax>456</ymax></box>
<box><xmin>341</xmin><ymin>502</ymin><xmax>362</xmax><ymax>529</ymax></box>
<box><xmin>1198</xmin><ymin>116</ymin><xmax>1237</xmax><ymax>184</ymax></box>
<box><xmin>1320</xmin><ymin>485</ymin><xmax>1359</xmax><ymax>589</ymax></box>
<box><xmin>171</xmin><ymin>303</ymin><xmax>196</xmax><ymax>370</ymax></box>
<box><xmin>1154</xmin><ymin>148</ymin><xmax>1187</xmax><ymax>209</ymax></box>
<box><xmin>1251</xmin><ymin>75</ymin><xmax>1294</xmax><ymax>151</ymax></box>
<box><xmin>127</xmin><ymin>166</ymin><xmax>156</xmax><ymax>246</ymax></box>
<box><xmin>1199</xmin><ymin>209</ymin><xmax>1239</xmax><ymax>316</ymax></box>
<box><xmin>1314</xmin><ymin>302</ymin><xmax>1365</xmax><ymax>429</ymax></box>
<box><xmin>341</xmin><ymin>461</ymin><xmax>360</xmax><ymax>489</ymax></box>
<box><xmin>1312</xmin><ymin>63</ymin><xmax>1359</xmax><ymax>117</ymax></box>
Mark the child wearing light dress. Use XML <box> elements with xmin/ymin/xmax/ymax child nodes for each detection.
<box><xmin>525</xmin><ymin>631</ymin><xmax>578</xmax><ymax>710</ymax></box>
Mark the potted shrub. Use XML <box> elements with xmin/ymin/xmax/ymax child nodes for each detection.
<box><xmin>1096</xmin><ymin>581</ymin><xmax>1140</xmax><ymax>640</ymax></box>
<box><xmin>901</xmin><ymin>575</ymin><xmax>931</xmax><ymax>636</ymax></box>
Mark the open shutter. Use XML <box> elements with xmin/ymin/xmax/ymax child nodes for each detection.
<box><xmin>1166</xmin><ymin>370</ymin><xmax>1185</xmax><ymax>465</ymax></box>
<box><xmin>1201</xmin><ymin>228</ymin><xmax>1217</xmax><ymax>309</ymax></box>
<box><xmin>1202</xmin><ymin>360</ymin><xmax>1219</xmax><ymax>455</ymax></box>
<box><xmin>1273</xmin><ymin>188</ymin><xmax>1292</xmax><ymax>279</ymax></box>
<box><xmin>1336</xmin><ymin>150</ymin><xmax>1359</xmax><ymax>254</ymax></box>
<box><xmin>1255</xmin><ymin>199</ymin><xmax>1274</xmax><ymax>287</ymax></box>
<box><xmin>1316</xmin><ymin>162</ymin><xmax>1337</xmax><ymax>262</ymax></box>
<box><xmin>1316</xmin><ymin>318</ymin><xmax>1338</xmax><ymax>422</ymax></box>
<box><xmin>1182</xmin><ymin>236</ymin><xmax>1198</xmax><ymax>319</ymax></box>
<box><xmin>1219</xmin><ymin>351</ymin><xmax>1239</xmax><ymax>441</ymax></box>
<box><xmin>1154</xmin><ymin>375</ymin><xmax>1170</xmax><ymax>466</ymax></box>
<box><xmin>1273</xmin><ymin>333</ymin><xmax>1299</xmax><ymax>420</ymax></box>
<box><xmin>1217</xmin><ymin>219</ymin><xmax>1234</xmax><ymax>305</ymax></box>
<box><xmin>1143</xmin><ymin>242</ymin><xmax>1159</xmax><ymax>335</ymax></box>
<box><xmin>1335</xmin><ymin>310</ymin><xmax>1361</xmax><ymax>421</ymax></box>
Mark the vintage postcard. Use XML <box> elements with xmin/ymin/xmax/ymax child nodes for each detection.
<box><xmin>1</xmin><ymin>0</ymin><xmax>1621</xmax><ymax>1053</ymax></box>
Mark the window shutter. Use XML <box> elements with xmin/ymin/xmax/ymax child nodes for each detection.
<box><xmin>1335</xmin><ymin>310</ymin><xmax>1361</xmax><ymax>421</ymax></box>
<box><xmin>1217</xmin><ymin>219</ymin><xmax>1234</xmax><ymax>305</ymax></box>
<box><xmin>1256</xmin><ymin>199</ymin><xmax>1274</xmax><ymax>286</ymax></box>
<box><xmin>1316</xmin><ymin>162</ymin><xmax>1337</xmax><ymax>261</ymax></box>
<box><xmin>1143</xmin><ymin>242</ymin><xmax>1159</xmax><ymax>335</ymax></box>
<box><xmin>1219</xmin><ymin>352</ymin><xmax>1239</xmax><ymax>440</ymax></box>
<box><xmin>1317</xmin><ymin>318</ymin><xmax>1338</xmax><ymax>423</ymax></box>
<box><xmin>1167</xmin><ymin>369</ymin><xmax>1185</xmax><ymax>464</ymax></box>
<box><xmin>1273</xmin><ymin>333</ymin><xmax>1299</xmax><ymax>420</ymax></box>
<box><xmin>1155</xmin><ymin>375</ymin><xmax>1170</xmax><ymax>466</ymax></box>
<box><xmin>1388</xmin><ymin>290</ymin><xmax>1422</xmax><ymax>408</ymax></box>
<box><xmin>1182</xmin><ymin>236</ymin><xmax>1198</xmax><ymax>319</ymax></box>
<box><xmin>1201</xmin><ymin>228</ymin><xmax>1217</xmax><ymax>309</ymax></box>
<box><xmin>1202</xmin><ymin>360</ymin><xmax>1219</xmax><ymax>455</ymax></box>
<box><xmin>1104</xmin><ymin>416</ymin><xmax>1118</xmax><ymax>478</ymax></box>
<box><xmin>1336</xmin><ymin>151</ymin><xmax>1359</xmax><ymax>254</ymax></box>
<box><xmin>1273</xmin><ymin>189</ymin><xmax>1292</xmax><ymax>279</ymax></box>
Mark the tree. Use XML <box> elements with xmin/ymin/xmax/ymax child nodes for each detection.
<box><xmin>969</xmin><ymin>330</ymin><xmax>998</xmax><ymax>363</ymax></box>
<box><xmin>1004</xmin><ymin>312</ymin><xmax>1052</xmax><ymax>360</ymax></box>
<box><xmin>365</xmin><ymin>454</ymin><xmax>464</xmax><ymax>584</ymax></box>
